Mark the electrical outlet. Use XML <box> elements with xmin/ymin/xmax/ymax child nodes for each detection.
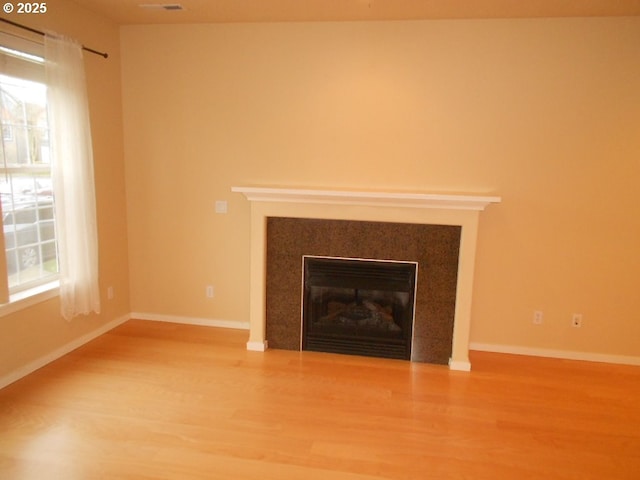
<box><xmin>572</xmin><ymin>313</ymin><xmax>582</xmax><ymax>328</ymax></box>
<box><xmin>107</xmin><ymin>286</ymin><xmax>114</xmax><ymax>300</ymax></box>
<box><xmin>206</xmin><ymin>285</ymin><xmax>214</xmax><ymax>298</ymax></box>
<box><xmin>533</xmin><ymin>310</ymin><xmax>543</xmax><ymax>325</ymax></box>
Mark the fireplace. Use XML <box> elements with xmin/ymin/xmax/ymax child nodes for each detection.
<box><xmin>232</xmin><ymin>186</ymin><xmax>501</xmax><ymax>370</ymax></box>
<box><xmin>302</xmin><ymin>256</ymin><xmax>417</xmax><ymax>360</ymax></box>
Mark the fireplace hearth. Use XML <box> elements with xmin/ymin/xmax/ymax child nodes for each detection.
<box><xmin>302</xmin><ymin>256</ymin><xmax>417</xmax><ymax>360</ymax></box>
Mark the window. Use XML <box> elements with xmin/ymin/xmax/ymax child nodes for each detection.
<box><xmin>0</xmin><ymin>37</ymin><xmax>58</xmax><ymax>298</ymax></box>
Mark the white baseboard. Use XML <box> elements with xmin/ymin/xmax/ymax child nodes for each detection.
<box><xmin>469</xmin><ymin>342</ymin><xmax>640</xmax><ymax>366</ymax></box>
<box><xmin>131</xmin><ymin>312</ymin><xmax>250</xmax><ymax>330</ymax></box>
<box><xmin>0</xmin><ymin>313</ymin><xmax>131</xmax><ymax>390</ymax></box>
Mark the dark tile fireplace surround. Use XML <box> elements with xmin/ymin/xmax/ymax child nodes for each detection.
<box><xmin>266</xmin><ymin>217</ymin><xmax>461</xmax><ymax>365</ymax></box>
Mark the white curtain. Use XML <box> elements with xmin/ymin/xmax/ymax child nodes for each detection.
<box><xmin>45</xmin><ymin>33</ymin><xmax>100</xmax><ymax>320</ymax></box>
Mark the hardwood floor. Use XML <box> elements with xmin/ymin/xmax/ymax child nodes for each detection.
<box><xmin>0</xmin><ymin>320</ymin><xmax>639</xmax><ymax>479</ymax></box>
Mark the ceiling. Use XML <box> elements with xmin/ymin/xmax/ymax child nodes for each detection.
<box><xmin>70</xmin><ymin>0</ymin><xmax>640</xmax><ymax>25</ymax></box>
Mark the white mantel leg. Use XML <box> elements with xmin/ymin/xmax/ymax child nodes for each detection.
<box><xmin>448</xmin><ymin>214</ymin><xmax>480</xmax><ymax>371</ymax></box>
<box><xmin>246</xmin><ymin>204</ymin><xmax>268</xmax><ymax>352</ymax></box>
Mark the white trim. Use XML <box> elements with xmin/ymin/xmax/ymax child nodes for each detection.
<box><xmin>469</xmin><ymin>342</ymin><xmax>640</xmax><ymax>366</ymax></box>
<box><xmin>247</xmin><ymin>340</ymin><xmax>268</xmax><ymax>352</ymax></box>
<box><xmin>232</xmin><ymin>186</ymin><xmax>501</xmax><ymax>211</ymax></box>
<box><xmin>131</xmin><ymin>312</ymin><xmax>250</xmax><ymax>330</ymax></box>
<box><xmin>0</xmin><ymin>32</ymin><xmax>45</xmax><ymax>82</ymax></box>
<box><xmin>0</xmin><ymin>313</ymin><xmax>130</xmax><ymax>390</ymax></box>
<box><xmin>448</xmin><ymin>358</ymin><xmax>472</xmax><ymax>371</ymax></box>
<box><xmin>0</xmin><ymin>280</ymin><xmax>60</xmax><ymax>317</ymax></box>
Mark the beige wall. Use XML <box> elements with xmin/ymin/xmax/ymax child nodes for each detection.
<box><xmin>121</xmin><ymin>17</ymin><xmax>640</xmax><ymax>358</ymax></box>
<box><xmin>0</xmin><ymin>1</ymin><xmax>130</xmax><ymax>380</ymax></box>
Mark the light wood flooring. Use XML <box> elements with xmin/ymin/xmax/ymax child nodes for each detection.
<box><xmin>1</xmin><ymin>319</ymin><xmax>639</xmax><ymax>479</ymax></box>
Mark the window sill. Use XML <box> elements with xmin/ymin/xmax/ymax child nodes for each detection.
<box><xmin>0</xmin><ymin>281</ymin><xmax>60</xmax><ymax>317</ymax></box>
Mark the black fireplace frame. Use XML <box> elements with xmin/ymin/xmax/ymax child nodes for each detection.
<box><xmin>301</xmin><ymin>255</ymin><xmax>418</xmax><ymax>360</ymax></box>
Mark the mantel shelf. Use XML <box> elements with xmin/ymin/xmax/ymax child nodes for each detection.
<box><xmin>232</xmin><ymin>186</ymin><xmax>501</xmax><ymax>211</ymax></box>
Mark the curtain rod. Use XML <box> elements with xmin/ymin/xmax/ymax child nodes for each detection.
<box><xmin>0</xmin><ymin>17</ymin><xmax>108</xmax><ymax>58</ymax></box>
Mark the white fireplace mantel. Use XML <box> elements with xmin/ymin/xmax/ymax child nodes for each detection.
<box><xmin>231</xmin><ymin>187</ymin><xmax>500</xmax><ymax>211</ymax></box>
<box><xmin>232</xmin><ymin>186</ymin><xmax>501</xmax><ymax>371</ymax></box>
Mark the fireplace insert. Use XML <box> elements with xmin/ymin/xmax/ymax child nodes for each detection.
<box><xmin>302</xmin><ymin>256</ymin><xmax>417</xmax><ymax>360</ymax></box>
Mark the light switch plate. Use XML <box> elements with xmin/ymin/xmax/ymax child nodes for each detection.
<box><xmin>215</xmin><ymin>200</ymin><xmax>228</xmax><ymax>214</ymax></box>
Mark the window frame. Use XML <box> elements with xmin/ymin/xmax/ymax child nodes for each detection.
<box><xmin>0</xmin><ymin>32</ymin><xmax>60</xmax><ymax>307</ymax></box>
